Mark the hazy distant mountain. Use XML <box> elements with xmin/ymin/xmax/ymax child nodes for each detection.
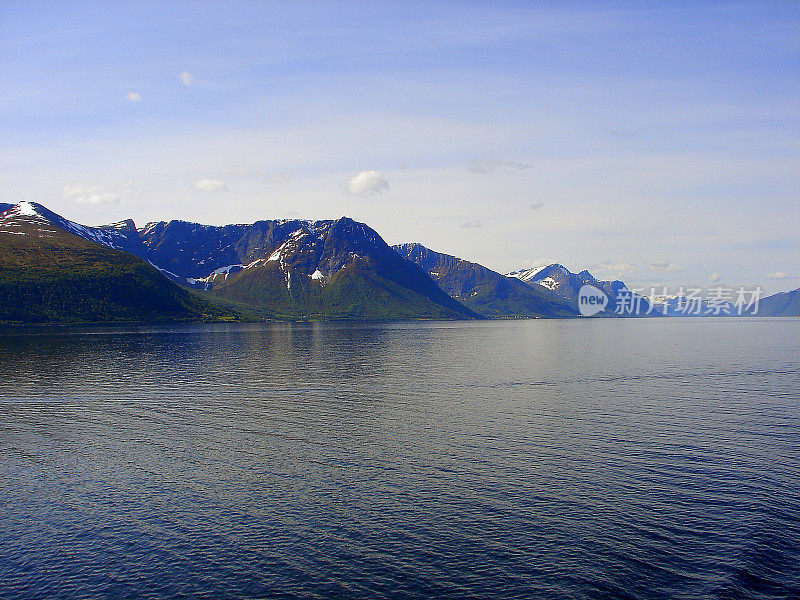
<box><xmin>507</xmin><ymin>264</ymin><xmax>652</xmax><ymax>316</ymax></box>
<box><xmin>393</xmin><ymin>243</ymin><xmax>577</xmax><ymax>318</ymax></box>
<box><xmin>749</xmin><ymin>288</ymin><xmax>800</xmax><ymax>317</ymax></box>
<box><xmin>0</xmin><ymin>202</ymin><xmax>231</xmax><ymax>324</ymax></box>
<box><xmin>646</xmin><ymin>295</ymin><xmax>737</xmax><ymax>317</ymax></box>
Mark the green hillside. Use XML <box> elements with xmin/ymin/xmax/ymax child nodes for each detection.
<box><xmin>208</xmin><ymin>256</ymin><xmax>475</xmax><ymax>320</ymax></box>
<box><xmin>0</xmin><ymin>221</ymin><xmax>237</xmax><ymax>324</ymax></box>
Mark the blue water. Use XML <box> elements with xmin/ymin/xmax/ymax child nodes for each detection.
<box><xmin>1</xmin><ymin>318</ymin><xmax>799</xmax><ymax>599</ymax></box>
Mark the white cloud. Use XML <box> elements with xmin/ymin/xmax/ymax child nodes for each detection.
<box><xmin>345</xmin><ymin>170</ymin><xmax>389</xmax><ymax>196</ymax></box>
<box><xmin>709</xmin><ymin>273</ymin><xmax>722</xmax><ymax>282</ymax></box>
<box><xmin>647</xmin><ymin>261</ymin><xmax>683</xmax><ymax>272</ymax></box>
<box><xmin>62</xmin><ymin>183</ymin><xmax>137</xmax><ymax>205</ymax></box>
<box><xmin>461</xmin><ymin>220</ymin><xmax>482</xmax><ymax>228</ymax></box>
<box><xmin>193</xmin><ymin>179</ymin><xmax>228</xmax><ymax>192</ymax></box>
<box><xmin>179</xmin><ymin>71</ymin><xmax>195</xmax><ymax>85</ymax></box>
<box><xmin>467</xmin><ymin>158</ymin><xmax>531</xmax><ymax>174</ymax></box>
<box><xmin>125</xmin><ymin>92</ymin><xmax>141</xmax><ymax>102</ymax></box>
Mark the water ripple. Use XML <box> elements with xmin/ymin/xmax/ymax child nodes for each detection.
<box><xmin>1</xmin><ymin>318</ymin><xmax>799</xmax><ymax>599</ymax></box>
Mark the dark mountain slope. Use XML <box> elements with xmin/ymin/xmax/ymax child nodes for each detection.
<box><xmin>0</xmin><ymin>203</ymin><xmax>233</xmax><ymax>324</ymax></box>
<box><xmin>393</xmin><ymin>243</ymin><xmax>577</xmax><ymax>318</ymax></box>
<box><xmin>141</xmin><ymin>216</ymin><xmax>478</xmax><ymax>319</ymax></box>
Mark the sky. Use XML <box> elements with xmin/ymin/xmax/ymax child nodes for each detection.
<box><xmin>1</xmin><ymin>1</ymin><xmax>798</xmax><ymax>294</ymax></box>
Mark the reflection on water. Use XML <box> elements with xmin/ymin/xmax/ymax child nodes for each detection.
<box><xmin>1</xmin><ymin>319</ymin><xmax>799</xmax><ymax>599</ymax></box>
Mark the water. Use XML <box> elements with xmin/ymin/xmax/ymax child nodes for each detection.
<box><xmin>1</xmin><ymin>318</ymin><xmax>798</xmax><ymax>600</ymax></box>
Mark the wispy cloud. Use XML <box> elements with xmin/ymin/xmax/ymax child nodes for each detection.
<box><xmin>647</xmin><ymin>261</ymin><xmax>683</xmax><ymax>272</ymax></box>
<box><xmin>178</xmin><ymin>71</ymin><xmax>195</xmax><ymax>85</ymax></box>
<box><xmin>193</xmin><ymin>179</ymin><xmax>228</xmax><ymax>192</ymax></box>
<box><xmin>766</xmin><ymin>271</ymin><xmax>799</xmax><ymax>280</ymax></box>
<box><xmin>264</xmin><ymin>172</ymin><xmax>293</xmax><ymax>184</ymax></box>
<box><xmin>467</xmin><ymin>159</ymin><xmax>530</xmax><ymax>174</ymax></box>
<box><xmin>125</xmin><ymin>92</ymin><xmax>141</xmax><ymax>102</ymax></box>
<box><xmin>518</xmin><ymin>258</ymin><xmax>556</xmax><ymax>271</ymax></box>
<box><xmin>62</xmin><ymin>183</ymin><xmax>137</xmax><ymax>204</ymax></box>
<box><xmin>346</xmin><ymin>170</ymin><xmax>389</xmax><ymax>196</ymax></box>
<box><xmin>461</xmin><ymin>220</ymin><xmax>482</xmax><ymax>229</ymax></box>
<box><xmin>593</xmin><ymin>262</ymin><xmax>637</xmax><ymax>279</ymax></box>
<box><xmin>220</xmin><ymin>166</ymin><xmax>292</xmax><ymax>183</ymax></box>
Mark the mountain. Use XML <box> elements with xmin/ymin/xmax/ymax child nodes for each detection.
<box><xmin>137</xmin><ymin>217</ymin><xmax>478</xmax><ymax>320</ymax></box>
<box><xmin>393</xmin><ymin>243</ymin><xmax>577</xmax><ymax>318</ymax></box>
<box><xmin>0</xmin><ymin>202</ymin><xmax>476</xmax><ymax>321</ymax></box>
<box><xmin>0</xmin><ymin>203</ymin><xmax>235</xmax><ymax>324</ymax></box>
<box><xmin>750</xmin><ymin>288</ymin><xmax>800</xmax><ymax>317</ymax></box>
<box><xmin>7</xmin><ymin>201</ymin><xmax>790</xmax><ymax>322</ymax></box>
<box><xmin>507</xmin><ymin>264</ymin><xmax>653</xmax><ymax>316</ymax></box>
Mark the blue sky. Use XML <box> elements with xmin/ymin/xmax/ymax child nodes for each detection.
<box><xmin>1</xmin><ymin>1</ymin><xmax>798</xmax><ymax>293</ymax></box>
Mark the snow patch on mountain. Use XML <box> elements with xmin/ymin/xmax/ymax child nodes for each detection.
<box><xmin>536</xmin><ymin>277</ymin><xmax>558</xmax><ymax>290</ymax></box>
<box><xmin>17</xmin><ymin>201</ymin><xmax>39</xmax><ymax>217</ymax></box>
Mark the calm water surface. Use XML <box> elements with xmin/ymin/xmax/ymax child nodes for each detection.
<box><xmin>1</xmin><ymin>318</ymin><xmax>798</xmax><ymax>599</ymax></box>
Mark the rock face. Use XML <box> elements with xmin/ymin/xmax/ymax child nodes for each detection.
<box><xmin>393</xmin><ymin>243</ymin><xmax>577</xmax><ymax>318</ymax></box>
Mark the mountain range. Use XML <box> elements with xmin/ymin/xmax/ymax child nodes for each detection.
<box><xmin>0</xmin><ymin>201</ymin><xmax>796</xmax><ymax>324</ymax></box>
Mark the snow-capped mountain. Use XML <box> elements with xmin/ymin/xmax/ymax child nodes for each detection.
<box><xmin>507</xmin><ymin>263</ymin><xmax>652</xmax><ymax>316</ymax></box>
<box><xmin>394</xmin><ymin>243</ymin><xmax>577</xmax><ymax>318</ymax></box>
<box><xmin>2</xmin><ymin>201</ymin><xmax>794</xmax><ymax>323</ymax></box>
<box><xmin>0</xmin><ymin>201</ymin><xmax>146</xmax><ymax>255</ymax></box>
<box><xmin>0</xmin><ymin>202</ymin><xmax>476</xmax><ymax>320</ymax></box>
<box><xmin>134</xmin><ymin>216</ymin><xmax>476</xmax><ymax>318</ymax></box>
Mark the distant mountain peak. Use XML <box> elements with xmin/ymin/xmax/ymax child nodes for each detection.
<box><xmin>104</xmin><ymin>219</ymin><xmax>137</xmax><ymax>231</ymax></box>
<box><xmin>394</xmin><ymin>242</ymin><xmax>577</xmax><ymax>318</ymax></box>
<box><xmin>506</xmin><ymin>261</ymin><xmax>648</xmax><ymax>316</ymax></box>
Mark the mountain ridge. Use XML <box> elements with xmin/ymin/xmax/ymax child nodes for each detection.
<box><xmin>0</xmin><ymin>203</ymin><xmax>236</xmax><ymax>324</ymax></box>
<box><xmin>0</xmin><ymin>201</ymin><xmax>795</xmax><ymax>323</ymax></box>
<box><xmin>0</xmin><ymin>202</ymin><xmax>477</xmax><ymax>322</ymax></box>
<box><xmin>393</xmin><ymin>243</ymin><xmax>577</xmax><ymax>318</ymax></box>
